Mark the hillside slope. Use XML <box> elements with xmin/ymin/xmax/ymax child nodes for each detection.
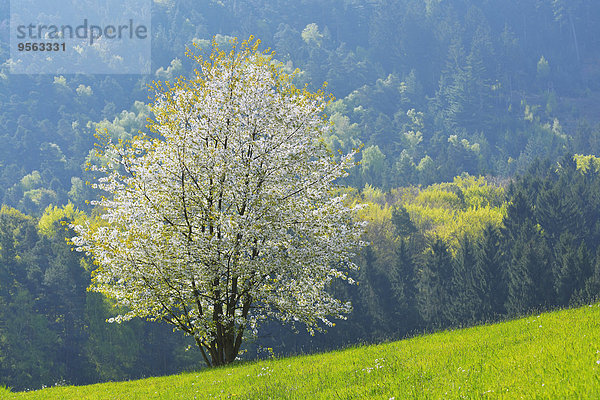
<box><xmin>5</xmin><ymin>304</ymin><xmax>600</xmax><ymax>399</ymax></box>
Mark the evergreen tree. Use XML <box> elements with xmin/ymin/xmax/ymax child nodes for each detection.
<box><xmin>502</xmin><ymin>189</ymin><xmax>534</xmax><ymax>244</ymax></box>
<box><xmin>505</xmin><ymin>228</ymin><xmax>553</xmax><ymax>315</ymax></box>
<box><xmin>475</xmin><ymin>225</ymin><xmax>506</xmax><ymax>318</ymax></box>
<box><xmin>582</xmin><ymin>248</ymin><xmax>600</xmax><ymax>303</ymax></box>
<box><xmin>503</xmin><ymin>189</ymin><xmax>552</xmax><ymax>315</ymax></box>
<box><xmin>392</xmin><ymin>238</ymin><xmax>421</xmax><ymax>335</ymax></box>
<box><xmin>535</xmin><ymin>158</ymin><xmax>584</xmax><ymax>244</ymax></box>
<box><xmin>447</xmin><ymin>236</ymin><xmax>479</xmax><ymax>326</ymax></box>
<box><xmin>353</xmin><ymin>245</ymin><xmax>391</xmax><ymax>340</ymax></box>
<box><xmin>417</xmin><ymin>238</ymin><xmax>453</xmax><ymax>329</ymax></box>
<box><xmin>505</xmin><ymin>237</ymin><xmax>537</xmax><ymax>316</ymax></box>
<box><xmin>553</xmin><ymin>234</ymin><xmax>592</xmax><ymax>306</ymax></box>
<box><xmin>391</xmin><ymin>205</ymin><xmax>417</xmax><ymax>237</ymax></box>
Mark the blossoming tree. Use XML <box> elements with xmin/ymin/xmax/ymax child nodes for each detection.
<box><xmin>72</xmin><ymin>37</ymin><xmax>364</xmax><ymax>367</ymax></box>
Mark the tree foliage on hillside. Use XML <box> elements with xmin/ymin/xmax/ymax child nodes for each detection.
<box><xmin>290</xmin><ymin>161</ymin><xmax>600</xmax><ymax>348</ymax></box>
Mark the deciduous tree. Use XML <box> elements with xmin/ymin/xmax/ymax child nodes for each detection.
<box><xmin>72</xmin><ymin>37</ymin><xmax>364</xmax><ymax>367</ymax></box>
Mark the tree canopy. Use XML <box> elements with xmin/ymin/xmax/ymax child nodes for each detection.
<box><xmin>72</xmin><ymin>37</ymin><xmax>365</xmax><ymax>367</ymax></box>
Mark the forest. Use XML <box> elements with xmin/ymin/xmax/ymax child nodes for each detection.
<box><xmin>2</xmin><ymin>0</ymin><xmax>600</xmax><ymax>390</ymax></box>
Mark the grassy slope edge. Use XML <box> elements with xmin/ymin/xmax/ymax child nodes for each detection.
<box><xmin>6</xmin><ymin>304</ymin><xmax>600</xmax><ymax>399</ymax></box>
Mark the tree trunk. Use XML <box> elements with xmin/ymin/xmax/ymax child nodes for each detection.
<box><xmin>200</xmin><ymin>295</ymin><xmax>252</xmax><ymax>367</ymax></box>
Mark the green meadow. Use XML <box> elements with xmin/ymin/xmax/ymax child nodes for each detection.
<box><xmin>4</xmin><ymin>303</ymin><xmax>600</xmax><ymax>399</ymax></box>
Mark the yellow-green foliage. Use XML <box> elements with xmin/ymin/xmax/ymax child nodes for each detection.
<box><xmin>412</xmin><ymin>205</ymin><xmax>505</xmax><ymax>249</ymax></box>
<box><xmin>414</xmin><ymin>188</ymin><xmax>462</xmax><ymax>209</ymax></box>
<box><xmin>358</xmin><ymin>201</ymin><xmax>392</xmax><ymax>225</ymax></box>
<box><xmin>359</xmin><ymin>185</ymin><xmax>394</xmax><ymax>246</ymax></box>
<box><xmin>9</xmin><ymin>303</ymin><xmax>600</xmax><ymax>399</ymax></box>
<box><xmin>360</xmin><ymin>175</ymin><xmax>505</xmax><ymax>250</ymax></box>
<box><xmin>574</xmin><ymin>154</ymin><xmax>600</xmax><ymax>174</ymax></box>
<box><xmin>0</xmin><ymin>205</ymin><xmax>31</xmax><ymax>222</ymax></box>
<box><xmin>361</xmin><ymin>184</ymin><xmax>387</xmax><ymax>206</ymax></box>
<box><xmin>408</xmin><ymin>176</ymin><xmax>505</xmax><ymax>248</ymax></box>
<box><xmin>0</xmin><ymin>206</ymin><xmax>34</xmax><ymax>255</ymax></box>
<box><xmin>357</xmin><ymin>190</ymin><xmax>396</xmax><ymax>265</ymax></box>
<box><xmin>38</xmin><ymin>203</ymin><xmax>86</xmax><ymax>239</ymax></box>
<box><xmin>453</xmin><ymin>175</ymin><xmax>505</xmax><ymax>208</ymax></box>
<box><xmin>404</xmin><ymin>203</ymin><xmax>455</xmax><ymax>232</ymax></box>
<box><xmin>413</xmin><ymin>175</ymin><xmax>504</xmax><ymax>211</ymax></box>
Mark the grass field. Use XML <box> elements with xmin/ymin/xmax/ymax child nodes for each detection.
<box><xmin>4</xmin><ymin>303</ymin><xmax>600</xmax><ymax>399</ymax></box>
